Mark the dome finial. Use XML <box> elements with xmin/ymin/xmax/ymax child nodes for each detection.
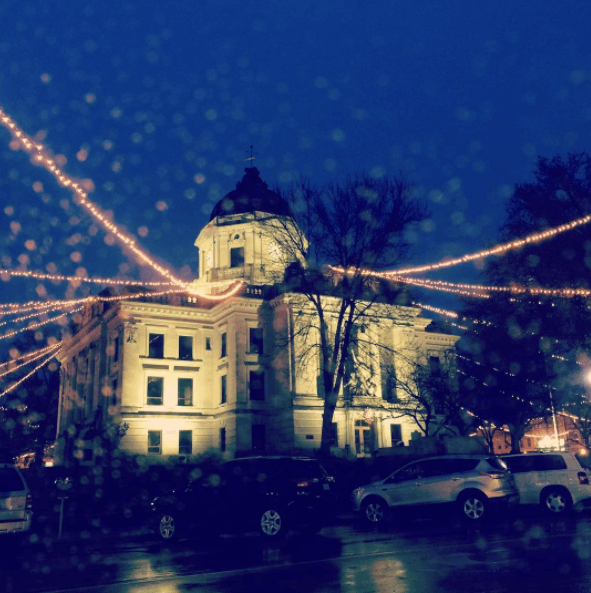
<box><xmin>244</xmin><ymin>145</ymin><xmax>257</xmax><ymax>169</ymax></box>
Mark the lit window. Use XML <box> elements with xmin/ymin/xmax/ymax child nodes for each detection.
<box><xmin>249</xmin><ymin>327</ymin><xmax>264</xmax><ymax>354</ymax></box>
<box><xmin>178</xmin><ymin>336</ymin><xmax>193</xmax><ymax>361</ymax></box>
<box><xmin>178</xmin><ymin>378</ymin><xmax>193</xmax><ymax>406</ymax></box>
<box><xmin>148</xmin><ymin>431</ymin><xmax>162</xmax><ymax>455</ymax></box>
<box><xmin>147</xmin><ymin>377</ymin><xmax>163</xmax><ymax>405</ymax></box>
<box><xmin>149</xmin><ymin>333</ymin><xmax>164</xmax><ymax>358</ymax></box>
<box><xmin>249</xmin><ymin>370</ymin><xmax>265</xmax><ymax>401</ymax></box>
<box><xmin>179</xmin><ymin>430</ymin><xmax>192</xmax><ymax>455</ymax></box>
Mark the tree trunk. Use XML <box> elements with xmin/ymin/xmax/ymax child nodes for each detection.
<box><xmin>319</xmin><ymin>390</ymin><xmax>338</xmax><ymax>457</ymax></box>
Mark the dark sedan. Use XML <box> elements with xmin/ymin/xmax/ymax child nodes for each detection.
<box><xmin>150</xmin><ymin>456</ymin><xmax>335</xmax><ymax>541</ymax></box>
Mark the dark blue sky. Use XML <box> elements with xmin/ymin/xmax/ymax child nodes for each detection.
<box><xmin>1</xmin><ymin>1</ymin><xmax>591</xmax><ymax>314</ymax></box>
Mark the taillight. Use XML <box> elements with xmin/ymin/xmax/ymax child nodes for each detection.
<box><xmin>578</xmin><ymin>471</ymin><xmax>589</xmax><ymax>485</ymax></box>
<box><xmin>480</xmin><ymin>471</ymin><xmax>505</xmax><ymax>480</ymax></box>
<box><xmin>25</xmin><ymin>493</ymin><xmax>33</xmax><ymax>511</ymax></box>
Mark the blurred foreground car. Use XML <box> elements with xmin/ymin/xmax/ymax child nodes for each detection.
<box><xmin>0</xmin><ymin>463</ymin><xmax>33</xmax><ymax>537</ymax></box>
<box><xmin>501</xmin><ymin>452</ymin><xmax>591</xmax><ymax>514</ymax></box>
<box><xmin>151</xmin><ymin>456</ymin><xmax>335</xmax><ymax>541</ymax></box>
<box><xmin>352</xmin><ymin>455</ymin><xmax>518</xmax><ymax>525</ymax></box>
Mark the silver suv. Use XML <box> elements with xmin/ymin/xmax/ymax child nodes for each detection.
<box><xmin>352</xmin><ymin>455</ymin><xmax>518</xmax><ymax>524</ymax></box>
<box><xmin>501</xmin><ymin>452</ymin><xmax>591</xmax><ymax>514</ymax></box>
<box><xmin>0</xmin><ymin>463</ymin><xmax>33</xmax><ymax>536</ymax></box>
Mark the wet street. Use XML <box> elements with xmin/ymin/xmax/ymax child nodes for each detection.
<box><xmin>3</xmin><ymin>510</ymin><xmax>591</xmax><ymax>593</ymax></box>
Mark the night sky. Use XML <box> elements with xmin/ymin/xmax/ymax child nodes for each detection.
<box><xmin>1</xmin><ymin>1</ymin><xmax>591</xmax><ymax>321</ymax></box>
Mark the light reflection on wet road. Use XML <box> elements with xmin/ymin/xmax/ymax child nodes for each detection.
<box><xmin>4</xmin><ymin>511</ymin><xmax>591</xmax><ymax>593</ymax></box>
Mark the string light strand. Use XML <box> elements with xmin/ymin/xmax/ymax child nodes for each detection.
<box><xmin>0</xmin><ymin>349</ymin><xmax>61</xmax><ymax>399</ymax></box>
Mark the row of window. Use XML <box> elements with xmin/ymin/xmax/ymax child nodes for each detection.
<box><xmin>146</xmin><ymin>370</ymin><xmax>265</xmax><ymax>406</ymax></box>
<box><xmin>148</xmin><ymin>430</ymin><xmax>194</xmax><ymax>455</ymax></box>
<box><xmin>147</xmin><ymin>377</ymin><xmax>194</xmax><ymax>406</ymax></box>
<box><xmin>145</xmin><ymin>423</ymin><xmax>400</xmax><ymax>457</ymax></box>
<box><xmin>146</xmin><ymin>425</ymin><xmax>266</xmax><ymax>455</ymax></box>
<box><xmin>222</xmin><ymin>371</ymin><xmax>266</xmax><ymax>403</ymax></box>
<box><xmin>147</xmin><ymin>328</ymin><xmax>264</xmax><ymax>360</ymax></box>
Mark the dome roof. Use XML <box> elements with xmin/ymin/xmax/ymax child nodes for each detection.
<box><xmin>209</xmin><ymin>167</ymin><xmax>293</xmax><ymax>221</ymax></box>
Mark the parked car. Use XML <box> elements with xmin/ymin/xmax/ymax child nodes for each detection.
<box><xmin>151</xmin><ymin>456</ymin><xmax>335</xmax><ymax>541</ymax></box>
<box><xmin>352</xmin><ymin>455</ymin><xmax>518</xmax><ymax>524</ymax></box>
<box><xmin>0</xmin><ymin>463</ymin><xmax>33</xmax><ymax>537</ymax></box>
<box><xmin>501</xmin><ymin>451</ymin><xmax>591</xmax><ymax>514</ymax></box>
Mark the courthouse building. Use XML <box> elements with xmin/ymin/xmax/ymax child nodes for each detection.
<box><xmin>55</xmin><ymin>167</ymin><xmax>458</xmax><ymax>464</ymax></box>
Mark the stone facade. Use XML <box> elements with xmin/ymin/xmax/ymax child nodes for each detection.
<box><xmin>55</xmin><ymin>169</ymin><xmax>459</xmax><ymax>464</ymax></box>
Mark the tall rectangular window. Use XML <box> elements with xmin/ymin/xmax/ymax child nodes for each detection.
<box><xmin>147</xmin><ymin>377</ymin><xmax>164</xmax><ymax>405</ymax></box>
<box><xmin>111</xmin><ymin>334</ymin><xmax>119</xmax><ymax>362</ymax></box>
<box><xmin>149</xmin><ymin>333</ymin><xmax>164</xmax><ymax>358</ymax></box>
<box><xmin>111</xmin><ymin>378</ymin><xmax>118</xmax><ymax>405</ymax></box>
<box><xmin>220</xmin><ymin>427</ymin><xmax>226</xmax><ymax>452</ymax></box>
<box><xmin>205</xmin><ymin>336</ymin><xmax>212</xmax><ymax>351</ymax></box>
<box><xmin>429</xmin><ymin>356</ymin><xmax>442</xmax><ymax>376</ymax></box>
<box><xmin>249</xmin><ymin>370</ymin><xmax>265</xmax><ymax>401</ymax></box>
<box><xmin>178</xmin><ymin>378</ymin><xmax>193</xmax><ymax>406</ymax></box>
<box><xmin>221</xmin><ymin>332</ymin><xmax>227</xmax><ymax>358</ymax></box>
<box><xmin>221</xmin><ymin>375</ymin><xmax>227</xmax><ymax>404</ymax></box>
<box><xmin>148</xmin><ymin>431</ymin><xmax>162</xmax><ymax>454</ymax></box>
<box><xmin>329</xmin><ymin>422</ymin><xmax>338</xmax><ymax>448</ymax></box>
<box><xmin>179</xmin><ymin>430</ymin><xmax>192</xmax><ymax>455</ymax></box>
<box><xmin>178</xmin><ymin>336</ymin><xmax>193</xmax><ymax>360</ymax></box>
<box><xmin>249</xmin><ymin>327</ymin><xmax>264</xmax><ymax>354</ymax></box>
<box><xmin>390</xmin><ymin>424</ymin><xmax>403</xmax><ymax>445</ymax></box>
<box><xmin>230</xmin><ymin>246</ymin><xmax>244</xmax><ymax>268</ymax></box>
<box><xmin>252</xmin><ymin>424</ymin><xmax>265</xmax><ymax>452</ymax></box>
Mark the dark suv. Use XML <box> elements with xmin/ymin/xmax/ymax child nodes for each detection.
<box><xmin>151</xmin><ymin>456</ymin><xmax>335</xmax><ymax>541</ymax></box>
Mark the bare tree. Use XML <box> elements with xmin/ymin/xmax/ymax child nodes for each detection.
<box><xmin>386</xmin><ymin>351</ymin><xmax>470</xmax><ymax>438</ymax></box>
<box><xmin>259</xmin><ymin>173</ymin><xmax>428</xmax><ymax>455</ymax></box>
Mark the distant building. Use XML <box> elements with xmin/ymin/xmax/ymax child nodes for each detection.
<box><xmin>55</xmin><ymin>168</ymin><xmax>458</xmax><ymax>465</ymax></box>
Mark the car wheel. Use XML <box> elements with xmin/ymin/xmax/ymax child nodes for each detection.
<box><xmin>542</xmin><ymin>488</ymin><xmax>572</xmax><ymax>514</ymax></box>
<box><xmin>458</xmin><ymin>492</ymin><xmax>487</xmax><ymax>520</ymax></box>
<box><xmin>259</xmin><ymin>508</ymin><xmax>285</xmax><ymax>538</ymax></box>
<box><xmin>361</xmin><ymin>497</ymin><xmax>388</xmax><ymax>525</ymax></box>
<box><xmin>156</xmin><ymin>512</ymin><xmax>178</xmax><ymax>541</ymax></box>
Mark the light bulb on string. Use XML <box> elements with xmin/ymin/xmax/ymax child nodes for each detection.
<box><xmin>0</xmin><ymin>341</ymin><xmax>62</xmax><ymax>380</ymax></box>
<box><xmin>0</xmin><ymin>342</ymin><xmax>63</xmax><ymax>371</ymax></box>
<box><xmin>0</xmin><ymin>106</ymin><xmax>197</xmax><ymax>292</ymax></box>
<box><xmin>0</xmin><ymin>350</ymin><xmax>61</xmax><ymax>399</ymax></box>
<box><xmin>0</xmin><ymin>307</ymin><xmax>84</xmax><ymax>342</ymax></box>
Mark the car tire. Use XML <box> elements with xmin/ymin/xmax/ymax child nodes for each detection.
<box><xmin>361</xmin><ymin>497</ymin><xmax>389</xmax><ymax>525</ymax></box>
<box><xmin>458</xmin><ymin>491</ymin><xmax>487</xmax><ymax>521</ymax></box>
<box><xmin>541</xmin><ymin>487</ymin><xmax>572</xmax><ymax>515</ymax></box>
<box><xmin>259</xmin><ymin>507</ymin><xmax>285</xmax><ymax>538</ymax></box>
<box><xmin>155</xmin><ymin>511</ymin><xmax>178</xmax><ymax>541</ymax></box>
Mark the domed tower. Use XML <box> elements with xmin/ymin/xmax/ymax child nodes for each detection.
<box><xmin>193</xmin><ymin>167</ymin><xmax>304</xmax><ymax>293</ymax></box>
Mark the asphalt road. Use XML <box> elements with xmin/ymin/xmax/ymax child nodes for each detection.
<box><xmin>3</xmin><ymin>510</ymin><xmax>591</xmax><ymax>593</ymax></box>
